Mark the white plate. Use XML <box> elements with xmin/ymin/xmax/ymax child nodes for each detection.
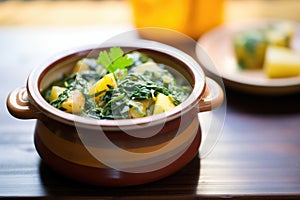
<box><xmin>197</xmin><ymin>19</ymin><xmax>300</xmax><ymax>95</ymax></box>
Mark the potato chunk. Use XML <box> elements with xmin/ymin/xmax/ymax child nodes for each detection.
<box><xmin>267</xmin><ymin>22</ymin><xmax>294</xmax><ymax>47</ymax></box>
<box><xmin>129</xmin><ymin>100</ymin><xmax>146</xmax><ymax>118</ymax></box>
<box><xmin>61</xmin><ymin>89</ymin><xmax>85</xmax><ymax>114</ymax></box>
<box><xmin>72</xmin><ymin>58</ymin><xmax>91</xmax><ymax>74</ymax></box>
<box><xmin>128</xmin><ymin>99</ymin><xmax>154</xmax><ymax>118</ymax></box>
<box><xmin>132</xmin><ymin>62</ymin><xmax>164</xmax><ymax>74</ymax></box>
<box><xmin>49</xmin><ymin>86</ymin><xmax>67</xmax><ymax>102</ymax></box>
<box><xmin>88</xmin><ymin>73</ymin><xmax>117</xmax><ymax>102</ymax></box>
<box><xmin>264</xmin><ymin>46</ymin><xmax>300</xmax><ymax>78</ymax></box>
<box><xmin>233</xmin><ymin>30</ymin><xmax>268</xmax><ymax>69</ymax></box>
<box><xmin>153</xmin><ymin>93</ymin><xmax>175</xmax><ymax>114</ymax></box>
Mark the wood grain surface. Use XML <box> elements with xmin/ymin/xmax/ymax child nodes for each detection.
<box><xmin>1</xmin><ymin>25</ymin><xmax>300</xmax><ymax>199</ymax></box>
<box><xmin>1</xmin><ymin>0</ymin><xmax>300</xmax><ymax>199</ymax></box>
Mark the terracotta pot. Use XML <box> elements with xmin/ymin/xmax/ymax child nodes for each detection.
<box><xmin>7</xmin><ymin>42</ymin><xmax>223</xmax><ymax>186</ymax></box>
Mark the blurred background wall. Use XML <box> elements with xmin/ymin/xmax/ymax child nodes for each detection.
<box><xmin>0</xmin><ymin>0</ymin><xmax>300</xmax><ymax>27</ymax></box>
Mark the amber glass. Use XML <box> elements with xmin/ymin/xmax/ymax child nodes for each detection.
<box><xmin>130</xmin><ymin>0</ymin><xmax>224</xmax><ymax>39</ymax></box>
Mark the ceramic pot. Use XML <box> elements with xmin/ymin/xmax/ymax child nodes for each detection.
<box><xmin>7</xmin><ymin>42</ymin><xmax>223</xmax><ymax>186</ymax></box>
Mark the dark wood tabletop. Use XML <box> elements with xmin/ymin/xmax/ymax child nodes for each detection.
<box><xmin>1</xmin><ymin>25</ymin><xmax>300</xmax><ymax>199</ymax></box>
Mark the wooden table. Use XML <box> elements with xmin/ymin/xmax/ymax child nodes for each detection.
<box><xmin>1</xmin><ymin>24</ymin><xmax>300</xmax><ymax>199</ymax></box>
<box><xmin>1</xmin><ymin>1</ymin><xmax>300</xmax><ymax>199</ymax></box>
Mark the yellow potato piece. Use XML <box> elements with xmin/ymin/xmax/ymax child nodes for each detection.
<box><xmin>267</xmin><ymin>23</ymin><xmax>294</xmax><ymax>47</ymax></box>
<box><xmin>129</xmin><ymin>99</ymin><xmax>154</xmax><ymax>118</ymax></box>
<box><xmin>266</xmin><ymin>29</ymin><xmax>290</xmax><ymax>47</ymax></box>
<box><xmin>49</xmin><ymin>86</ymin><xmax>67</xmax><ymax>102</ymax></box>
<box><xmin>129</xmin><ymin>100</ymin><xmax>146</xmax><ymax>118</ymax></box>
<box><xmin>72</xmin><ymin>59</ymin><xmax>91</xmax><ymax>74</ymax></box>
<box><xmin>61</xmin><ymin>89</ymin><xmax>85</xmax><ymax>114</ymax></box>
<box><xmin>133</xmin><ymin>62</ymin><xmax>164</xmax><ymax>74</ymax></box>
<box><xmin>264</xmin><ymin>46</ymin><xmax>300</xmax><ymax>78</ymax></box>
<box><xmin>88</xmin><ymin>73</ymin><xmax>117</xmax><ymax>102</ymax></box>
<box><xmin>233</xmin><ymin>30</ymin><xmax>267</xmax><ymax>69</ymax></box>
<box><xmin>153</xmin><ymin>93</ymin><xmax>175</xmax><ymax>115</ymax></box>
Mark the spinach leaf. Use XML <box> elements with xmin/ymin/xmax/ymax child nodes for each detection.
<box><xmin>50</xmin><ymin>89</ymin><xmax>72</xmax><ymax>110</ymax></box>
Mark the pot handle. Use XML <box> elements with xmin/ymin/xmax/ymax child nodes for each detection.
<box><xmin>199</xmin><ymin>77</ymin><xmax>224</xmax><ymax>112</ymax></box>
<box><xmin>7</xmin><ymin>86</ymin><xmax>40</xmax><ymax>119</ymax></box>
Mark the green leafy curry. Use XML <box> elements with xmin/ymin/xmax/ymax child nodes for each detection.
<box><xmin>43</xmin><ymin>47</ymin><xmax>191</xmax><ymax>120</ymax></box>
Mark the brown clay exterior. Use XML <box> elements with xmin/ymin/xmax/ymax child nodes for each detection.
<box><xmin>7</xmin><ymin>42</ymin><xmax>223</xmax><ymax>186</ymax></box>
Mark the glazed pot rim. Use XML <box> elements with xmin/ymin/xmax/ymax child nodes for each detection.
<box><xmin>26</xmin><ymin>41</ymin><xmax>206</xmax><ymax>130</ymax></box>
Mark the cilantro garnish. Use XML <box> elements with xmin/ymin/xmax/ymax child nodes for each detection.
<box><xmin>97</xmin><ymin>47</ymin><xmax>133</xmax><ymax>73</ymax></box>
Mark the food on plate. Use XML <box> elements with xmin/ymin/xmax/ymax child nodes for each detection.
<box><xmin>233</xmin><ymin>29</ymin><xmax>268</xmax><ymax>70</ymax></box>
<box><xmin>43</xmin><ymin>47</ymin><xmax>191</xmax><ymax>119</ymax></box>
<box><xmin>233</xmin><ymin>22</ymin><xmax>294</xmax><ymax>70</ymax></box>
<box><xmin>265</xmin><ymin>23</ymin><xmax>294</xmax><ymax>47</ymax></box>
<box><xmin>264</xmin><ymin>46</ymin><xmax>300</xmax><ymax>78</ymax></box>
